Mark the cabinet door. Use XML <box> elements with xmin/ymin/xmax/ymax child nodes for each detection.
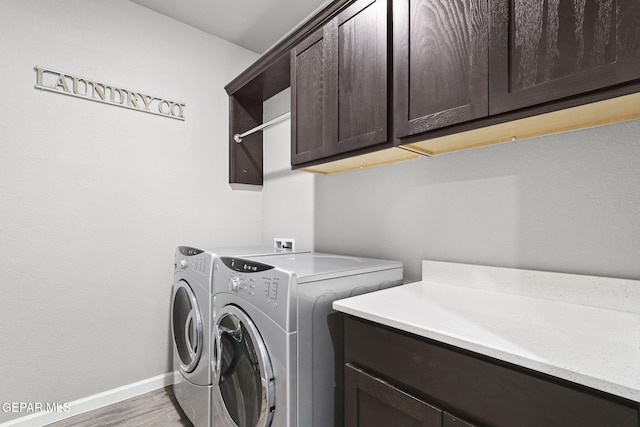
<box><xmin>291</xmin><ymin>27</ymin><xmax>331</xmax><ymax>164</ymax></box>
<box><xmin>333</xmin><ymin>0</ymin><xmax>388</xmax><ymax>154</ymax></box>
<box><xmin>394</xmin><ymin>0</ymin><xmax>489</xmax><ymax>138</ymax></box>
<box><xmin>489</xmin><ymin>0</ymin><xmax>640</xmax><ymax>114</ymax></box>
<box><xmin>291</xmin><ymin>0</ymin><xmax>388</xmax><ymax>166</ymax></box>
<box><xmin>345</xmin><ymin>363</ymin><xmax>442</xmax><ymax>427</ymax></box>
<box><xmin>443</xmin><ymin>413</ymin><xmax>476</xmax><ymax>427</ymax></box>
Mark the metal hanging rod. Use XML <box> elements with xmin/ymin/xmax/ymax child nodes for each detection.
<box><xmin>234</xmin><ymin>112</ymin><xmax>291</xmax><ymax>143</ymax></box>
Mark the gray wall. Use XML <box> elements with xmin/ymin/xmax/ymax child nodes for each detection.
<box><xmin>261</xmin><ymin>89</ymin><xmax>315</xmax><ymax>251</ymax></box>
<box><xmin>1</xmin><ymin>0</ymin><xmax>638</xmax><ymax>422</ymax></box>
<box><xmin>0</xmin><ymin>0</ymin><xmax>259</xmax><ymax>422</ymax></box>
<box><xmin>315</xmin><ymin>120</ymin><xmax>640</xmax><ymax>283</ymax></box>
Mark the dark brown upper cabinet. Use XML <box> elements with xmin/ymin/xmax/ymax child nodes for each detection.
<box><xmin>393</xmin><ymin>0</ymin><xmax>489</xmax><ymax>138</ymax></box>
<box><xmin>227</xmin><ymin>0</ymin><xmax>640</xmax><ymax>180</ymax></box>
<box><xmin>291</xmin><ymin>0</ymin><xmax>389</xmax><ymax>167</ymax></box>
<box><xmin>489</xmin><ymin>0</ymin><xmax>640</xmax><ymax>115</ymax></box>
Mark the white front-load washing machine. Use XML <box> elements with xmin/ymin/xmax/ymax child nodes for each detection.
<box><xmin>171</xmin><ymin>246</ymin><xmax>307</xmax><ymax>427</ymax></box>
<box><xmin>211</xmin><ymin>252</ymin><xmax>403</xmax><ymax>427</ymax></box>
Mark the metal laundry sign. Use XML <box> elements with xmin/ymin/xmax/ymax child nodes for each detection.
<box><xmin>34</xmin><ymin>66</ymin><xmax>185</xmax><ymax>121</ymax></box>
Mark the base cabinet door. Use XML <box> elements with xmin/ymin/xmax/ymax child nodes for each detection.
<box><xmin>489</xmin><ymin>0</ymin><xmax>640</xmax><ymax>114</ymax></box>
<box><xmin>443</xmin><ymin>413</ymin><xmax>475</xmax><ymax>427</ymax></box>
<box><xmin>291</xmin><ymin>0</ymin><xmax>388</xmax><ymax>166</ymax></box>
<box><xmin>393</xmin><ymin>0</ymin><xmax>489</xmax><ymax>138</ymax></box>
<box><xmin>345</xmin><ymin>363</ymin><xmax>443</xmax><ymax>427</ymax></box>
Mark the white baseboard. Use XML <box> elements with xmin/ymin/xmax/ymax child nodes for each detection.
<box><xmin>0</xmin><ymin>372</ymin><xmax>177</xmax><ymax>427</ymax></box>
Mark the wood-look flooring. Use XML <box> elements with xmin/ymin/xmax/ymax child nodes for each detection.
<box><xmin>46</xmin><ymin>386</ymin><xmax>193</xmax><ymax>427</ymax></box>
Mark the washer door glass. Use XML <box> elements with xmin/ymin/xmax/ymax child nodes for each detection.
<box><xmin>214</xmin><ymin>305</ymin><xmax>274</xmax><ymax>427</ymax></box>
<box><xmin>171</xmin><ymin>280</ymin><xmax>202</xmax><ymax>372</ymax></box>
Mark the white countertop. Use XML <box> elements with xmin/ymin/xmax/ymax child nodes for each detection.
<box><xmin>333</xmin><ymin>261</ymin><xmax>640</xmax><ymax>402</ymax></box>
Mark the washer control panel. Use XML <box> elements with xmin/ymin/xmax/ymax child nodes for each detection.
<box><xmin>264</xmin><ymin>277</ymin><xmax>280</xmax><ymax>300</ymax></box>
<box><xmin>225</xmin><ymin>273</ymin><xmax>284</xmax><ymax>302</ymax></box>
<box><xmin>217</xmin><ymin>257</ymin><xmax>293</xmax><ymax>330</ymax></box>
<box><xmin>221</xmin><ymin>257</ymin><xmax>274</xmax><ymax>273</ymax></box>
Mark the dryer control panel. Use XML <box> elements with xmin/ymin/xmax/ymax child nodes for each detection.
<box><xmin>216</xmin><ymin>257</ymin><xmax>294</xmax><ymax>331</ymax></box>
<box><xmin>175</xmin><ymin>247</ymin><xmax>210</xmax><ymax>277</ymax></box>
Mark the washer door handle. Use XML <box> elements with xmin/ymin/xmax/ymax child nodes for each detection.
<box><xmin>213</xmin><ymin>314</ymin><xmax>242</xmax><ymax>385</ymax></box>
<box><xmin>184</xmin><ymin>310</ymin><xmax>199</xmax><ymax>360</ymax></box>
<box><xmin>220</xmin><ymin>322</ymin><xmax>243</xmax><ymax>342</ymax></box>
<box><xmin>213</xmin><ymin>326</ymin><xmax>222</xmax><ymax>386</ymax></box>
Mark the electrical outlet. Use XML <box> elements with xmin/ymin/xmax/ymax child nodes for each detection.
<box><xmin>274</xmin><ymin>238</ymin><xmax>295</xmax><ymax>251</ymax></box>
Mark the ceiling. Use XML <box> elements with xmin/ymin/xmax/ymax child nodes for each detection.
<box><xmin>129</xmin><ymin>0</ymin><xmax>330</xmax><ymax>53</ymax></box>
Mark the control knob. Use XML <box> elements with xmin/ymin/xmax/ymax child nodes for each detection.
<box><xmin>179</xmin><ymin>259</ymin><xmax>188</xmax><ymax>270</ymax></box>
<box><xmin>230</xmin><ymin>276</ymin><xmax>244</xmax><ymax>292</ymax></box>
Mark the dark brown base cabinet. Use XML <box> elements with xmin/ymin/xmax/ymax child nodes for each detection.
<box><xmin>344</xmin><ymin>316</ymin><xmax>640</xmax><ymax>427</ymax></box>
<box><xmin>346</xmin><ymin>363</ymin><xmax>475</xmax><ymax>426</ymax></box>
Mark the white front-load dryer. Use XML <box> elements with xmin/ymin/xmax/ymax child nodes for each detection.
<box><xmin>171</xmin><ymin>246</ymin><xmax>307</xmax><ymax>427</ymax></box>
